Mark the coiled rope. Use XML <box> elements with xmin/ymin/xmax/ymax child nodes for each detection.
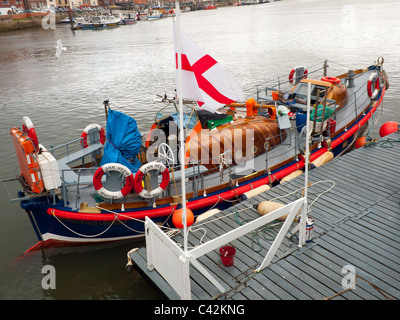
<box><xmin>233</xmin><ymin>180</ymin><xmax>336</xmax><ymax>252</ymax></box>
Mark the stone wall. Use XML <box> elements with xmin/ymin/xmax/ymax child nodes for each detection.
<box><xmin>0</xmin><ymin>13</ymin><xmax>68</xmax><ymax>32</ymax></box>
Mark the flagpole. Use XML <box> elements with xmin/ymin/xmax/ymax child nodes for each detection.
<box><xmin>299</xmin><ymin>82</ymin><xmax>311</xmax><ymax>247</ymax></box>
<box><xmin>175</xmin><ymin>0</ymin><xmax>188</xmax><ymax>253</ymax></box>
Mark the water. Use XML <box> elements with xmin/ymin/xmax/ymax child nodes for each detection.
<box><xmin>1</xmin><ymin>0</ymin><xmax>399</xmax><ymax>300</ymax></box>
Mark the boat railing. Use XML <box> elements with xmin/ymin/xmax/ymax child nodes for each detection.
<box><xmin>255</xmin><ymin>61</ymin><xmax>327</xmax><ymax>97</ymax></box>
<box><xmin>49</xmin><ymin>125</ymin><xmax>103</xmax><ymax>166</ymax></box>
<box><xmin>332</xmin><ymin>74</ymin><xmax>372</xmax><ymax>128</ymax></box>
<box><xmin>59</xmin><ymin>167</ymin><xmax>99</xmax><ymax>209</ymax></box>
<box><xmin>160</xmin><ymin>160</ymin><xmax>208</xmax><ymax>198</ymax></box>
<box><xmin>48</xmin><ymin>136</ymin><xmax>84</xmax><ymax>158</ymax></box>
<box><xmin>0</xmin><ymin>176</ymin><xmax>25</xmax><ymax>202</ymax></box>
<box><xmin>255</xmin><ymin>59</ymin><xmax>364</xmax><ymax>101</ymax></box>
<box><xmin>259</xmin><ymin>66</ymin><xmax>326</xmax><ymax>94</ymax></box>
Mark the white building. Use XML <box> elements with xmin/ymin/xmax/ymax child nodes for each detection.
<box><xmin>45</xmin><ymin>0</ymin><xmax>98</xmax><ymax>9</ymax></box>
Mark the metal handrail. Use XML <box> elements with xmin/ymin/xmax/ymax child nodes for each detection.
<box><xmin>48</xmin><ymin>136</ymin><xmax>85</xmax><ymax>157</ymax></box>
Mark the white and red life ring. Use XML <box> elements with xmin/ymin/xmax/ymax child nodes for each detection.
<box><xmin>133</xmin><ymin>162</ymin><xmax>170</xmax><ymax>199</ymax></box>
<box><xmin>321</xmin><ymin>76</ymin><xmax>341</xmax><ymax>84</ymax></box>
<box><xmin>367</xmin><ymin>72</ymin><xmax>381</xmax><ymax>100</ymax></box>
<box><xmin>289</xmin><ymin>67</ymin><xmax>308</xmax><ymax>86</ymax></box>
<box><xmin>93</xmin><ymin>163</ymin><xmax>134</xmax><ymax>200</ymax></box>
<box><xmin>81</xmin><ymin>124</ymin><xmax>106</xmax><ymax>148</ymax></box>
<box><xmin>22</xmin><ymin>116</ymin><xmax>39</xmax><ymax>149</ymax></box>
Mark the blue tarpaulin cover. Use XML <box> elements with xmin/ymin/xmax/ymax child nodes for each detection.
<box><xmin>100</xmin><ymin>109</ymin><xmax>142</xmax><ymax>173</ymax></box>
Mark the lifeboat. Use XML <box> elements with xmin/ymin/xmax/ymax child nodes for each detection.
<box><xmin>6</xmin><ymin>58</ymin><xmax>388</xmax><ymax>250</ymax></box>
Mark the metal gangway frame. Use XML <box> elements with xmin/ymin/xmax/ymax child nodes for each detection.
<box><xmin>144</xmin><ymin>197</ymin><xmax>307</xmax><ymax>300</ymax></box>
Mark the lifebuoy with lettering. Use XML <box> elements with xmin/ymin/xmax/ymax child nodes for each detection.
<box><xmin>289</xmin><ymin>67</ymin><xmax>308</xmax><ymax>85</ymax></box>
<box><xmin>367</xmin><ymin>72</ymin><xmax>381</xmax><ymax>101</ymax></box>
<box><xmin>93</xmin><ymin>163</ymin><xmax>134</xmax><ymax>200</ymax></box>
<box><xmin>81</xmin><ymin>124</ymin><xmax>106</xmax><ymax>148</ymax></box>
<box><xmin>134</xmin><ymin>162</ymin><xmax>170</xmax><ymax>199</ymax></box>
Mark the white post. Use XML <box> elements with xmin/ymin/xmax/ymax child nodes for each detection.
<box><xmin>299</xmin><ymin>82</ymin><xmax>311</xmax><ymax>246</ymax></box>
<box><xmin>175</xmin><ymin>0</ymin><xmax>188</xmax><ymax>252</ymax></box>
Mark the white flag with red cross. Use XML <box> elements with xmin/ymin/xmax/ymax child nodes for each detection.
<box><xmin>173</xmin><ymin>23</ymin><xmax>245</xmax><ymax>112</ymax></box>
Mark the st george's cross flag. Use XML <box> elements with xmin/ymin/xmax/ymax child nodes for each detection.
<box><xmin>173</xmin><ymin>23</ymin><xmax>245</xmax><ymax>112</ymax></box>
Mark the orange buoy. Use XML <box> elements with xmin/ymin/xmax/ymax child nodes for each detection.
<box><xmin>172</xmin><ymin>207</ymin><xmax>194</xmax><ymax>229</ymax></box>
<box><xmin>379</xmin><ymin>121</ymin><xmax>399</xmax><ymax>137</ymax></box>
<box><xmin>355</xmin><ymin>137</ymin><xmax>367</xmax><ymax>149</ymax></box>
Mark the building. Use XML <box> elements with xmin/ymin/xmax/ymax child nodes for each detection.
<box><xmin>44</xmin><ymin>0</ymin><xmax>99</xmax><ymax>9</ymax></box>
<box><xmin>69</xmin><ymin>0</ymin><xmax>98</xmax><ymax>8</ymax></box>
<box><xmin>45</xmin><ymin>0</ymin><xmax>70</xmax><ymax>8</ymax></box>
<box><xmin>0</xmin><ymin>0</ymin><xmax>25</xmax><ymax>11</ymax></box>
<box><xmin>29</xmin><ymin>0</ymin><xmax>48</xmax><ymax>9</ymax></box>
<box><xmin>96</xmin><ymin>0</ymin><xmax>113</xmax><ymax>7</ymax></box>
<box><xmin>0</xmin><ymin>0</ymin><xmax>49</xmax><ymax>10</ymax></box>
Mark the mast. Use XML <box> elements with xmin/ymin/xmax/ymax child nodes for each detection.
<box><xmin>175</xmin><ymin>0</ymin><xmax>188</xmax><ymax>252</ymax></box>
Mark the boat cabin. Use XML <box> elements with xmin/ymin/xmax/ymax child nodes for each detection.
<box><xmin>291</xmin><ymin>78</ymin><xmax>349</xmax><ymax>109</ymax></box>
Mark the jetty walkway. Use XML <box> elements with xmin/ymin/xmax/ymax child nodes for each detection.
<box><xmin>129</xmin><ymin>132</ymin><xmax>400</xmax><ymax>300</ymax></box>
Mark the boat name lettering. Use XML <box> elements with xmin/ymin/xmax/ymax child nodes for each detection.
<box><xmin>56</xmin><ymin>217</ymin><xmax>114</xmax><ymax>226</ymax></box>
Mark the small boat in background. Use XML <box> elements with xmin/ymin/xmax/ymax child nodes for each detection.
<box><xmin>92</xmin><ymin>15</ymin><xmax>121</xmax><ymax>29</ymax></box>
<box><xmin>60</xmin><ymin>17</ymin><xmax>75</xmax><ymax>24</ymax></box>
<box><xmin>119</xmin><ymin>13</ymin><xmax>137</xmax><ymax>25</ymax></box>
<box><xmin>204</xmin><ymin>2</ymin><xmax>217</xmax><ymax>9</ymax></box>
<box><xmin>81</xmin><ymin>15</ymin><xmax>121</xmax><ymax>30</ymax></box>
<box><xmin>147</xmin><ymin>6</ymin><xmax>167</xmax><ymax>20</ymax></box>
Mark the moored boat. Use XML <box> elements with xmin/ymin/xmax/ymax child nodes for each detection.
<box><xmin>147</xmin><ymin>6</ymin><xmax>167</xmax><ymax>20</ymax></box>
<box><xmin>119</xmin><ymin>13</ymin><xmax>137</xmax><ymax>25</ymax></box>
<box><xmin>6</xmin><ymin>27</ymin><xmax>388</xmax><ymax>250</ymax></box>
<box><xmin>60</xmin><ymin>17</ymin><xmax>75</xmax><ymax>24</ymax></box>
<box><xmin>81</xmin><ymin>15</ymin><xmax>121</xmax><ymax>29</ymax></box>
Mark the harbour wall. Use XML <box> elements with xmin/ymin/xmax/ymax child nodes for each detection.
<box><xmin>0</xmin><ymin>13</ymin><xmax>68</xmax><ymax>32</ymax></box>
<box><xmin>0</xmin><ymin>2</ymin><xmax>235</xmax><ymax>32</ymax></box>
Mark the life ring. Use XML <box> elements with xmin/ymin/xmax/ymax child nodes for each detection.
<box><xmin>289</xmin><ymin>67</ymin><xmax>308</xmax><ymax>85</ymax></box>
<box><xmin>321</xmin><ymin>76</ymin><xmax>341</xmax><ymax>84</ymax></box>
<box><xmin>22</xmin><ymin>116</ymin><xmax>39</xmax><ymax>149</ymax></box>
<box><xmin>93</xmin><ymin>163</ymin><xmax>134</xmax><ymax>200</ymax></box>
<box><xmin>81</xmin><ymin>124</ymin><xmax>106</xmax><ymax>148</ymax></box>
<box><xmin>367</xmin><ymin>72</ymin><xmax>381</xmax><ymax>100</ymax></box>
<box><xmin>133</xmin><ymin>161</ymin><xmax>170</xmax><ymax>199</ymax></box>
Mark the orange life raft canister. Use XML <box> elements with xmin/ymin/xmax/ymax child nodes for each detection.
<box><xmin>10</xmin><ymin>127</ymin><xmax>44</xmax><ymax>194</ymax></box>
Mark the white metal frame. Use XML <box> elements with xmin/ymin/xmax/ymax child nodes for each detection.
<box><xmin>145</xmin><ymin>197</ymin><xmax>305</xmax><ymax>300</ymax></box>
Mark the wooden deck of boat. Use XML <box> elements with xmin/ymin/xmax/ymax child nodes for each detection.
<box><xmin>129</xmin><ymin>132</ymin><xmax>400</xmax><ymax>300</ymax></box>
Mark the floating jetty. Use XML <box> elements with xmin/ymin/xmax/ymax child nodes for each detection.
<box><xmin>128</xmin><ymin>132</ymin><xmax>400</xmax><ymax>300</ymax></box>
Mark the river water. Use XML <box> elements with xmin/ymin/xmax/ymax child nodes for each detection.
<box><xmin>0</xmin><ymin>0</ymin><xmax>399</xmax><ymax>300</ymax></box>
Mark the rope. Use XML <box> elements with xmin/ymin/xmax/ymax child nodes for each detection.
<box><xmin>234</xmin><ymin>210</ymin><xmax>283</xmax><ymax>252</ymax></box>
<box><xmin>232</xmin><ymin>180</ymin><xmax>335</xmax><ymax>252</ymax></box>
<box><xmin>51</xmin><ymin>211</ymin><xmax>118</xmax><ymax>238</ymax></box>
<box><xmin>377</xmin><ymin>138</ymin><xmax>400</xmax><ymax>148</ymax></box>
<box><xmin>363</xmin><ymin>138</ymin><xmax>400</xmax><ymax>149</ymax></box>
<box><xmin>268</xmin><ymin>180</ymin><xmax>336</xmax><ymax>212</ymax></box>
<box><xmin>324</xmin><ymin>275</ymin><xmax>399</xmax><ymax>300</ymax></box>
